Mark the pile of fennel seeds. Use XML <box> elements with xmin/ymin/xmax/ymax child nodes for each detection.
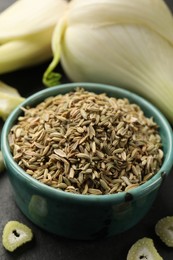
<box><xmin>8</xmin><ymin>88</ymin><xmax>163</xmax><ymax>195</ymax></box>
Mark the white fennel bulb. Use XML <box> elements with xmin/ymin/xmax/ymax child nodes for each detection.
<box><xmin>43</xmin><ymin>0</ymin><xmax>173</xmax><ymax>122</ymax></box>
<box><xmin>0</xmin><ymin>0</ymin><xmax>68</xmax><ymax>74</ymax></box>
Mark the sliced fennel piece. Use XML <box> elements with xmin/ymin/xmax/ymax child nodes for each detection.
<box><xmin>127</xmin><ymin>237</ymin><xmax>163</xmax><ymax>260</ymax></box>
<box><xmin>43</xmin><ymin>0</ymin><xmax>173</xmax><ymax>122</ymax></box>
<box><xmin>2</xmin><ymin>221</ymin><xmax>33</xmax><ymax>252</ymax></box>
<box><xmin>0</xmin><ymin>81</ymin><xmax>25</xmax><ymax>120</ymax></box>
<box><xmin>155</xmin><ymin>216</ymin><xmax>173</xmax><ymax>247</ymax></box>
<box><xmin>0</xmin><ymin>0</ymin><xmax>68</xmax><ymax>42</ymax></box>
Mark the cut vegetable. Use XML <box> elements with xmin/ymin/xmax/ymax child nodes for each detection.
<box><xmin>0</xmin><ymin>81</ymin><xmax>25</xmax><ymax>120</ymax></box>
<box><xmin>155</xmin><ymin>216</ymin><xmax>173</xmax><ymax>247</ymax></box>
<box><xmin>127</xmin><ymin>237</ymin><xmax>163</xmax><ymax>260</ymax></box>
<box><xmin>2</xmin><ymin>220</ymin><xmax>33</xmax><ymax>252</ymax></box>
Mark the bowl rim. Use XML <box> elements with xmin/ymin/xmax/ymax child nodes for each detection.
<box><xmin>1</xmin><ymin>82</ymin><xmax>173</xmax><ymax>203</ymax></box>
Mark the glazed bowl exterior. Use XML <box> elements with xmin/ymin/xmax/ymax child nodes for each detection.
<box><xmin>1</xmin><ymin>83</ymin><xmax>173</xmax><ymax>240</ymax></box>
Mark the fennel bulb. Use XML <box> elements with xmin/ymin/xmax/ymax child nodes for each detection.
<box><xmin>0</xmin><ymin>0</ymin><xmax>68</xmax><ymax>74</ymax></box>
<box><xmin>43</xmin><ymin>0</ymin><xmax>173</xmax><ymax>122</ymax></box>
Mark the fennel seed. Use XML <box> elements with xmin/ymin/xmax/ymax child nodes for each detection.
<box><xmin>8</xmin><ymin>88</ymin><xmax>163</xmax><ymax>195</ymax></box>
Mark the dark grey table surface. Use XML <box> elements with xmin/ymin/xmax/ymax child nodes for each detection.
<box><xmin>1</xmin><ymin>1</ymin><xmax>173</xmax><ymax>259</ymax></box>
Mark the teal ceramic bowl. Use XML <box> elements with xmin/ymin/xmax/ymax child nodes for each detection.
<box><xmin>1</xmin><ymin>83</ymin><xmax>173</xmax><ymax>240</ymax></box>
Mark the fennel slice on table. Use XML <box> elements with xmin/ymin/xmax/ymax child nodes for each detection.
<box><xmin>127</xmin><ymin>237</ymin><xmax>163</xmax><ymax>260</ymax></box>
<box><xmin>155</xmin><ymin>216</ymin><xmax>173</xmax><ymax>247</ymax></box>
<box><xmin>2</xmin><ymin>220</ymin><xmax>33</xmax><ymax>252</ymax></box>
